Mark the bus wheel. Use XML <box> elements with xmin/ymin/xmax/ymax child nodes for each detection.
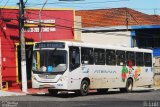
<box><xmin>126</xmin><ymin>79</ymin><xmax>133</xmax><ymax>92</ymax></box>
<box><xmin>79</xmin><ymin>80</ymin><xmax>89</xmax><ymax>96</ymax></box>
<box><xmin>97</xmin><ymin>89</ymin><xmax>108</xmax><ymax>94</ymax></box>
<box><xmin>48</xmin><ymin>89</ymin><xmax>58</xmax><ymax>95</ymax></box>
<box><xmin>120</xmin><ymin>79</ymin><xmax>133</xmax><ymax>93</ymax></box>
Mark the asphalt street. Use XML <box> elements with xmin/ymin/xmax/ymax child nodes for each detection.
<box><xmin>0</xmin><ymin>89</ymin><xmax>160</xmax><ymax>107</ymax></box>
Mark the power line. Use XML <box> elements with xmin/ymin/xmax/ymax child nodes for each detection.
<box><xmin>27</xmin><ymin>0</ymin><xmax>130</xmax><ymax>6</ymax></box>
<box><xmin>24</xmin><ymin>0</ymin><xmax>28</xmax><ymax>5</ymax></box>
<box><xmin>1</xmin><ymin>8</ymin><xmax>158</xmax><ymax>31</ymax></box>
<box><xmin>0</xmin><ymin>7</ymin><xmax>144</xmax><ymax>22</ymax></box>
<box><xmin>28</xmin><ymin>6</ymin><xmax>159</xmax><ymax>25</ymax></box>
<box><xmin>27</xmin><ymin>3</ymin><xmax>113</xmax><ymax>10</ymax></box>
<box><xmin>26</xmin><ymin>11</ymin><xmax>121</xmax><ymax>30</ymax></box>
<box><xmin>25</xmin><ymin>2</ymin><xmax>160</xmax><ymax>14</ymax></box>
<box><xmin>2</xmin><ymin>0</ymin><xmax>10</xmax><ymax>9</ymax></box>
<box><xmin>1</xmin><ymin>17</ymin><xmax>131</xmax><ymax>40</ymax></box>
<box><xmin>1</xmin><ymin>6</ymin><xmax>159</xmax><ymax>33</ymax></box>
<box><xmin>22</xmin><ymin>12</ymin><xmax>160</xmax><ymax>34</ymax></box>
<box><xmin>0</xmin><ymin>8</ymin><xmax>140</xmax><ymax>28</ymax></box>
<box><xmin>0</xmin><ymin>0</ymin><xmax>159</xmax><ymax>15</ymax></box>
<box><xmin>24</xmin><ymin>0</ymin><xmax>160</xmax><ymax>15</ymax></box>
<box><xmin>25</xmin><ymin>10</ymin><xmax>158</xmax><ymax>31</ymax></box>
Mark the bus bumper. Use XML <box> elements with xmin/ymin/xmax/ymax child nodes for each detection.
<box><xmin>32</xmin><ymin>79</ymin><xmax>67</xmax><ymax>90</ymax></box>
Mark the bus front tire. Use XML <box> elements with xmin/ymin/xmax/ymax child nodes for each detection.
<box><xmin>48</xmin><ymin>89</ymin><xmax>58</xmax><ymax>95</ymax></box>
<box><xmin>120</xmin><ymin>79</ymin><xmax>133</xmax><ymax>93</ymax></box>
<box><xmin>79</xmin><ymin>80</ymin><xmax>89</xmax><ymax>96</ymax></box>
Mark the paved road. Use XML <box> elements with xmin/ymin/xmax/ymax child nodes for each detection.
<box><xmin>0</xmin><ymin>89</ymin><xmax>160</xmax><ymax>107</ymax></box>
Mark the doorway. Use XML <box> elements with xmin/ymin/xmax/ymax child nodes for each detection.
<box><xmin>17</xmin><ymin>44</ymin><xmax>33</xmax><ymax>88</ymax></box>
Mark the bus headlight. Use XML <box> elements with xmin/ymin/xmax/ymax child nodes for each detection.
<box><xmin>59</xmin><ymin>76</ymin><xmax>67</xmax><ymax>81</ymax></box>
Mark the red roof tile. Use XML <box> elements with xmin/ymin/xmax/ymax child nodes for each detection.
<box><xmin>75</xmin><ymin>8</ymin><xmax>160</xmax><ymax>28</ymax></box>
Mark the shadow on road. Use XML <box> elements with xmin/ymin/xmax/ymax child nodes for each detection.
<box><xmin>30</xmin><ymin>89</ymin><xmax>153</xmax><ymax>98</ymax></box>
<box><xmin>131</xmin><ymin>90</ymin><xmax>153</xmax><ymax>93</ymax></box>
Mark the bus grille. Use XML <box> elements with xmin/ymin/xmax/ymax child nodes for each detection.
<box><xmin>38</xmin><ymin>74</ymin><xmax>57</xmax><ymax>79</ymax></box>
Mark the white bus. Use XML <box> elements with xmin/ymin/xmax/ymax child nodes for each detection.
<box><xmin>32</xmin><ymin>40</ymin><xmax>153</xmax><ymax>96</ymax></box>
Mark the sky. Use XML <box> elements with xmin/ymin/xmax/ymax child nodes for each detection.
<box><xmin>0</xmin><ymin>0</ymin><xmax>160</xmax><ymax>15</ymax></box>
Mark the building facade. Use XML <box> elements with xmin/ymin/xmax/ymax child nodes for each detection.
<box><xmin>81</xmin><ymin>31</ymin><xmax>131</xmax><ymax>47</ymax></box>
<box><xmin>76</xmin><ymin>8</ymin><xmax>160</xmax><ymax>56</ymax></box>
<box><xmin>0</xmin><ymin>7</ymin><xmax>75</xmax><ymax>90</ymax></box>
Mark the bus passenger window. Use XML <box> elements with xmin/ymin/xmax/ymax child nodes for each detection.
<box><xmin>126</xmin><ymin>51</ymin><xmax>135</xmax><ymax>66</ymax></box>
<box><xmin>94</xmin><ymin>49</ymin><xmax>105</xmax><ymax>65</ymax></box>
<box><xmin>69</xmin><ymin>47</ymin><xmax>80</xmax><ymax>71</ymax></box>
<box><xmin>144</xmin><ymin>53</ymin><xmax>152</xmax><ymax>67</ymax></box>
<box><xmin>81</xmin><ymin>47</ymin><xmax>94</xmax><ymax>64</ymax></box>
<box><xmin>116</xmin><ymin>50</ymin><xmax>126</xmax><ymax>66</ymax></box>
<box><xmin>136</xmin><ymin>52</ymin><xmax>144</xmax><ymax>66</ymax></box>
<box><xmin>106</xmin><ymin>50</ymin><xmax>116</xmax><ymax>65</ymax></box>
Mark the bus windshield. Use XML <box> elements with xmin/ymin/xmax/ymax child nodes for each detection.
<box><xmin>32</xmin><ymin>50</ymin><xmax>67</xmax><ymax>73</ymax></box>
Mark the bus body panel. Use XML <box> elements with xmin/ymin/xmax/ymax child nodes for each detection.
<box><xmin>67</xmin><ymin>68</ymin><xmax>82</xmax><ymax>90</ymax></box>
<box><xmin>133</xmin><ymin>67</ymin><xmax>153</xmax><ymax>87</ymax></box>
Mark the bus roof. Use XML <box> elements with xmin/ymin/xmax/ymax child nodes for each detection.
<box><xmin>35</xmin><ymin>40</ymin><xmax>152</xmax><ymax>53</ymax></box>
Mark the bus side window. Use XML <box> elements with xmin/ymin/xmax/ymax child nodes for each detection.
<box><xmin>116</xmin><ymin>50</ymin><xmax>126</xmax><ymax>66</ymax></box>
<box><xmin>94</xmin><ymin>49</ymin><xmax>105</xmax><ymax>65</ymax></box>
<box><xmin>81</xmin><ymin>47</ymin><xmax>94</xmax><ymax>64</ymax></box>
<box><xmin>136</xmin><ymin>52</ymin><xmax>144</xmax><ymax>66</ymax></box>
<box><xmin>144</xmin><ymin>53</ymin><xmax>152</xmax><ymax>67</ymax></box>
<box><xmin>126</xmin><ymin>51</ymin><xmax>135</xmax><ymax>66</ymax></box>
<box><xmin>106</xmin><ymin>49</ymin><xmax>116</xmax><ymax>65</ymax></box>
<box><xmin>69</xmin><ymin>46</ymin><xmax>80</xmax><ymax>71</ymax></box>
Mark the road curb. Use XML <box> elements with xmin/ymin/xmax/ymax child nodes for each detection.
<box><xmin>153</xmin><ymin>86</ymin><xmax>160</xmax><ymax>90</ymax></box>
<box><xmin>0</xmin><ymin>90</ymin><xmax>26</xmax><ymax>97</ymax></box>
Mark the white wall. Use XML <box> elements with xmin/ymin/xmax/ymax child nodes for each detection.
<box><xmin>74</xmin><ymin>16</ymin><xmax>82</xmax><ymax>41</ymax></box>
<box><xmin>81</xmin><ymin>31</ymin><xmax>131</xmax><ymax>47</ymax></box>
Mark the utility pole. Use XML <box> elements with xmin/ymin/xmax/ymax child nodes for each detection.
<box><xmin>19</xmin><ymin>0</ymin><xmax>28</xmax><ymax>93</ymax></box>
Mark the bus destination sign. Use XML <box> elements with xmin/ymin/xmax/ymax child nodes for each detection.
<box><xmin>35</xmin><ymin>42</ymin><xmax>65</xmax><ymax>49</ymax></box>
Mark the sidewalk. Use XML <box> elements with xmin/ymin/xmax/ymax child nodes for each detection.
<box><xmin>0</xmin><ymin>88</ymin><xmax>48</xmax><ymax>97</ymax></box>
<box><xmin>0</xmin><ymin>90</ymin><xmax>26</xmax><ymax>97</ymax></box>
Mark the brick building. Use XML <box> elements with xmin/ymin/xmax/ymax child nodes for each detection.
<box><xmin>76</xmin><ymin>7</ymin><xmax>160</xmax><ymax>56</ymax></box>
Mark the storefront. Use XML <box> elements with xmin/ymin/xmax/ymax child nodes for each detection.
<box><xmin>0</xmin><ymin>7</ymin><xmax>75</xmax><ymax>90</ymax></box>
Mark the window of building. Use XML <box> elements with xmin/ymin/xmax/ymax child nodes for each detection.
<box><xmin>94</xmin><ymin>49</ymin><xmax>105</xmax><ymax>65</ymax></box>
<box><xmin>144</xmin><ymin>53</ymin><xmax>152</xmax><ymax>67</ymax></box>
<box><xmin>81</xmin><ymin>47</ymin><xmax>94</xmax><ymax>64</ymax></box>
<box><xmin>136</xmin><ymin>52</ymin><xmax>144</xmax><ymax>66</ymax></box>
<box><xmin>116</xmin><ymin>50</ymin><xmax>126</xmax><ymax>66</ymax></box>
<box><xmin>106</xmin><ymin>49</ymin><xmax>116</xmax><ymax>65</ymax></box>
<box><xmin>126</xmin><ymin>51</ymin><xmax>135</xmax><ymax>66</ymax></box>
